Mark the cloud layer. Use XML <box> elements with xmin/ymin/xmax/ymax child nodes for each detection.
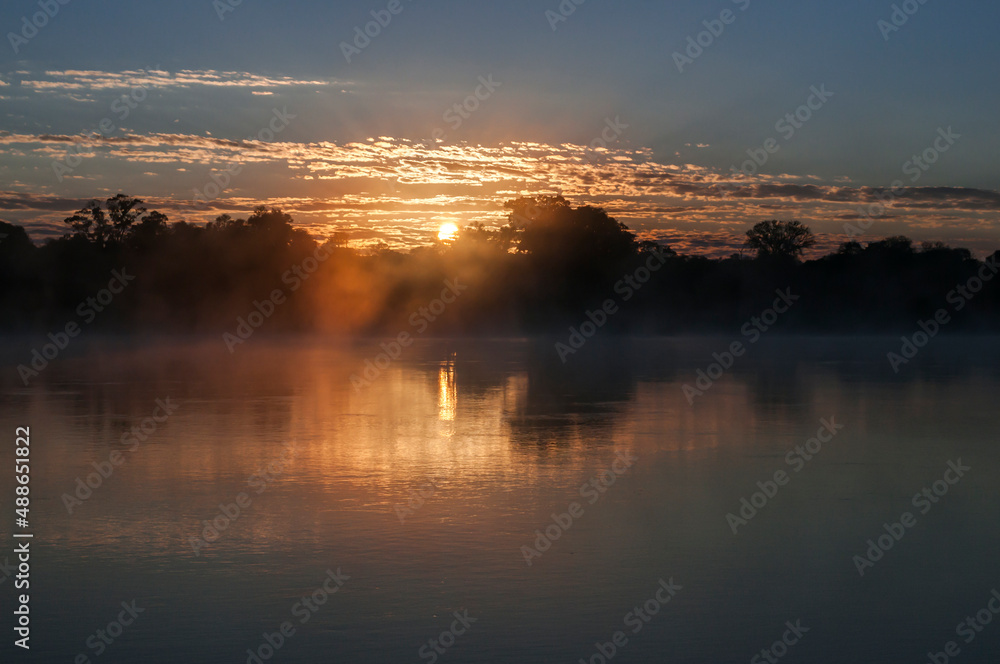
<box><xmin>1</xmin><ymin>69</ymin><xmax>998</xmax><ymax>258</ymax></box>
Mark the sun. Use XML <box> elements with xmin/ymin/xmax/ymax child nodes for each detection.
<box><xmin>437</xmin><ymin>222</ymin><xmax>459</xmax><ymax>242</ymax></box>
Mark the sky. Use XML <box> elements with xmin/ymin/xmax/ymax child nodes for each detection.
<box><xmin>2</xmin><ymin>0</ymin><xmax>999</xmax><ymax>257</ymax></box>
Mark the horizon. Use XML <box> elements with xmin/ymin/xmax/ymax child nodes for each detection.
<box><xmin>3</xmin><ymin>2</ymin><xmax>1000</xmax><ymax>662</ymax></box>
<box><xmin>7</xmin><ymin>192</ymin><xmax>1000</xmax><ymax>262</ymax></box>
<box><xmin>2</xmin><ymin>0</ymin><xmax>999</xmax><ymax>257</ymax></box>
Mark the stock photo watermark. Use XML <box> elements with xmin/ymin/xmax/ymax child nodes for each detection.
<box><xmin>189</xmin><ymin>442</ymin><xmax>295</xmax><ymax>556</ymax></box>
<box><xmin>7</xmin><ymin>0</ymin><xmax>73</xmax><ymax>54</ymax></box>
<box><xmin>672</xmin><ymin>0</ymin><xmax>752</xmax><ymax>73</ymax></box>
<box><xmin>726</xmin><ymin>417</ymin><xmax>844</xmax><ymax>534</ymax></box>
<box><xmin>52</xmin><ymin>76</ymin><xmax>153</xmax><ymax>182</ymax></box>
<box><xmin>844</xmin><ymin>127</ymin><xmax>960</xmax><ymax>238</ymax></box>
<box><xmin>878</xmin><ymin>0</ymin><xmax>933</xmax><ymax>41</ymax></box>
<box><xmin>728</xmin><ymin>85</ymin><xmax>834</xmax><ymax>180</ymax></box>
<box><xmin>521</xmin><ymin>451</ymin><xmax>637</xmax><ymax>566</ymax></box>
<box><xmin>12</xmin><ymin>545</ymin><xmax>30</xmax><ymax>649</ymax></box>
<box><xmin>924</xmin><ymin>588</ymin><xmax>1000</xmax><ymax>663</ymax></box>
<box><xmin>395</xmin><ymin>478</ymin><xmax>442</xmax><ymax>523</ymax></box>
<box><xmin>583</xmin><ymin>116</ymin><xmax>629</xmax><ymax>164</ymax></box>
<box><xmin>555</xmin><ymin>248</ymin><xmax>672</xmax><ymax>363</ymax></box>
<box><xmin>749</xmin><ymin>620</ymin><xmax>810</xmax><ymax>664</ymax></box>
<box><xmin>74</xmin><ymin>600</ymin><xmax>144</xmax><ymax>662</ymax></box>
<box><xmin>887</xmin><ymin>255</ymin><xmax>998</xmax><ymax>372</ymax></box>
<box><xmin>340</xmin><ymin>0</ymin><xmax>414</xmax><ymax>63</ymax></box>
<box><xmin>852</xmin><ymin>458</ymin><xmax>970</xmax><ymax>576</ymax></box>
<box><xmin>430</xmin><ymin>75</ymin><xmax>501</xmax><ymax>143</ymax></box>
<box><xmin>16</xmin><ymin>268</ymin><xmax>135</xmax><ymax>386</ymax></box>
<box><xmin>418</xmin><ymin>610</ymin><xmax>477</xmax><ymax>663</ymax></box>
<box><xmin>545</xmin><ymin>0</ymin><xmax>590</xmax><ymax>32</ymax></box>
<box><xmin>61</xmin><ymin>398</ymin><xmax>180</xmax><ymax>514</ymax></box>
<box><xmin>224</xmin><ymin>243</ymin><xmax>333</xmax><ymax>352</ymax></box>
<box><xmin>213</xmin><ymin>0</ymin><xmax>243</xmax><ymax>21</ymax></box>
<box><xmin>682</xmin><ymin>288</ymin><xmax>799</xmax><ymax>404</ymax></box>
<box><xmin>350</xmin><ymin>277</ymin><xmax>468</xmax><ymax>390</ymax></box>
<box><xmin>245</xmin><ymin>568</ymin><xmax>350</xmax><ymax>663</ymax></box>
<box><xmin>577</xmin><ymin>578</ymin><xmax>682</xmax><ymax>664</ymax></box>
<box><xmin>193</xmin><ymin>107</ymin><xmax>296</xmax><ymax>205</ymax></box>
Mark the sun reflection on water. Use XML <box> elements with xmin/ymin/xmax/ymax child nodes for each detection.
<box><xmin>437</xmin><ymin>358</ymin><xmax>457</xmax><ymax>421</ymax></box>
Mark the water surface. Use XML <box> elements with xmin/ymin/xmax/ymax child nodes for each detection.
<box><xmin>1</xmin><ymin>336</ymin><xmax>998</xmax><ymax>663</ymax></box>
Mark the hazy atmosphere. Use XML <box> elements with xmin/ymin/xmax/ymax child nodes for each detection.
<box><xmin>2</xmin><ymin>1</ymin><xmax>999</xmax><ymax>663</ymax></box>
<box><xmin>2</xmin><ymin>0</ymin><xmax>999</xmax><ymax>255</ymax></box>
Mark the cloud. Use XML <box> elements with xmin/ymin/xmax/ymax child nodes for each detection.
<box><xmin>1</xmin><ymin>131</ymin><xmax>998</xmax><ymax>256</ymax></box>
<box><xmin>21</xmin><ymin>69</ymin><xmax>349</xmax><ymax>92</ymax></box>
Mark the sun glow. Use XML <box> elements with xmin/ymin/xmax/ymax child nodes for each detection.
<box><xmin>437</xmin><ymin>222</ymin><xmax>459</xmax><ymax>242</ymax></box>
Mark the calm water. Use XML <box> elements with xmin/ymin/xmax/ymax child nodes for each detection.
<box><xmin>1</xmin><ymin>336</ymin><xmax>999</xmax><ymax>663</ymax></box>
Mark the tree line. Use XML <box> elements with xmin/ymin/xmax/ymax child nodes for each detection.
<box><xmin>1</xmin><ymin>193</ymin><xmax>998</xmax><ymax>335</ymax></box>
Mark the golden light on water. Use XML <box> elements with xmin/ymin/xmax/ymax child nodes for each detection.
<box><xmin>437</xmin><ymin>222</ymin><xmax>459</xmax><ymax>242</ymax></box>
<box><xmin>438</xmin><ymin>360</ymin><xmax>457</xmax><ymax>421</ymax></box>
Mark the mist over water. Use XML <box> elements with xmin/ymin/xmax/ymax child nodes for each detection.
<box><xmin>3</xmin><ymin>0</ymin><xmax>1000</xmax><ymax>660</ymax></box>
<box><xmin>1</xmin><ymin>336</ymin><xmax>998</xmax><ymax>662</ymax></box>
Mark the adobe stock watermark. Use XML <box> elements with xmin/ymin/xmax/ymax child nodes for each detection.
<box><xmin>925</xmin><ymin>588</ymin><xmax>1000</xmax><ymax>664</ymax></box>
<box><xmin>340</xmin><ymin>0</ymin><xmax>414</xmax><ymax>63</ymax></box>
<box><xmin>577</xmin><ymin>578</ymin><xmax>682</xmax><ymax>664</ymax></box>
<box><xmin>726</xmin><ymin>85</ymin><xmax>833</xmax><ymax>182</ymax></box>
<box><xmin>545</xmin><ymin>0</ymin><xmax>589</xmax><ymax>32</ymax></box>
<box><xmin>878</xmin><ymin>0</ymin><xmax>933</xmax><ymax>41</ymax></box>
<box><xmin>843</xmin><ymin>126</ymin><xmax>959</xmax><ymax>238</ymax></box>
<box><xmin>193</xmin><ymin>107</ymin><xmax>295</xmax><ymax>205</ymax></box>
<box><xmin>74</xmin><ymin>600</ymin><xmax>144</xmax><ymax>662</ymax></box>
<box><xmin>750</xmin><ymin>620</ymin><xmax>810</xmax><ymax>664</ymax></box>
<box><xmin>213</xmin><ymin>0</ymin><xmax>244</xmax><ymax>21</ymax></box>
<box><xmin>418</xmin><ymin>610</ymin><xmax>477</xmax><ymax>664</ymax></box>
<box><xmin>394</xmin><ymin>478</ymin><xmax>441</xmax><ymax>523</ymax></box>
<box><xmin>555</xmin><ymin>248</ymin><xmax>672</xmax><ymax>363</ymax></box>
<box><xmin>520</xmin><ymin>451</ymin><xmax>637</xmax><ymax>566</ymax></box>
<box><xmin>429</xmin><ymin>75</ymin><xmax>501</xmax><ymax>144</ymax></box>
<box><xmin>244</xmin><ymin>568</ymin><xmax>350</xmax><ymax>664</ymax></box>
<box><xmin>7</xmin><ymin>0</ymin><xmax>73</xmax><ymax>55</ymax></box>
<box><xmin>350</xmin><ymin>278</ymin><xmax>468</xmax><ymax>390</ymax></box>
<box><xmin>887</xmin><ymin>255</ymin><xmax>998</xmax><ymax>372</ymax></box>
<box><xmin>672</xmin><ymin>0</ymin><xmax>752</xmax><ymax>73</ymax></box>
<box><xmin>726</xmin><ymin>417</ymin><xmax>844</xmax><ymax>535</ymax></box>
<box><xmin>53</xmin><ymin>76</ymin><xmax>153</xmax><ymax>182</ymax></box>
<box><xmin>852</xmin><ymin>458</ymin><xmax>970</xmax><ymax>576</ymax></box>
<box><xmin>682</xmin><ymin>288</ymin><xmax>799</xmax><ymax>404</ymax></box>
<box><xmin>61</xmin><ymin>398</ymin><xmax>180</xmax><ymax>514</ymax></box>
<box><xmin>224</xmin><ymin>243</ymin><xmax>332</xmax><ymax>353</ymax></box>
<box><xmin>16</xmin><ymin>268</ymin><xmax>135</xmax><ymax>386</ymax></box>
<box><xmin>189</xmin><ymin>442</ymin><xmax>295</xmax><ymax>556</ymax></box>
<box><xmin>583</xmin><ymin>116</ymin><xmax>629</xmax><ymax>164</ymax></box>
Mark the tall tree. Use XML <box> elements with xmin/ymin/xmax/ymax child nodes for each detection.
<box><xmin>745</xmin><ymin>220</ymin><xmax>816</xmax><ymax>259</ymax></box>
<box><xmin>502</xmin><ymin>195</ymin><xmax>638</xmax><ymax>263</ymax></box>
<box><xmin>64</xmin><ymin>194</ymin><xmax>148</xmax><ymax>249</ymax></box>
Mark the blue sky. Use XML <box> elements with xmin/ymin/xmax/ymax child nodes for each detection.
<box><xmin>2</xmin><ymin>0</ymin><xmax>999</xmax><ymax>255</ymax></box>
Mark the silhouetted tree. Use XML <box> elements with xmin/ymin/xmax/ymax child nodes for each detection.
<box><xmin>866</xmin><ymin>235</ymin><xmax>914</xmax><ymax>256</ymax></box>
<box><xmin>206</xmin><ymin>213</ymin><xmax>245</xmax><ymax>233</ymax></box>
<box><xmin>503</xmin><ymin>195</ymin><xmax>571</xmax><ymax>231</ymax></box>
<box><xmin>837</xmin><ymin>241</ymin><xmax>863</xmax><ymax>256</ymax></box>
<box><xmin>503</xmin><ymin>195</ymin><xmax>638</xmax><ymax>264</ymax></box>
<box><xmin>64</xmin><ymin>194</ymin><xmax>149</xmax><ymax>249</ymax></box>
<box><xmin>128</xmin><ymin>210</ymin><xmax>170</xmax><ymax>251</ymax></box>
<box><xmin>244</xmin><ymin>206</ymin><xmax>315</xmax><ymax>251</ymax></box>
<box><xmin>3</xmin><ymin>193</ymin><xmax>999</xmax><ymax>335</ymax></box>
<box><xmin>745</xmin><ymin>220</ymin><xmax>816</xmax><ymax>259</ymax></box>
<box><xmin>0</xmin><ymin>221</ymin><xmax>35</xmax><ymax>256</ymax></box>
